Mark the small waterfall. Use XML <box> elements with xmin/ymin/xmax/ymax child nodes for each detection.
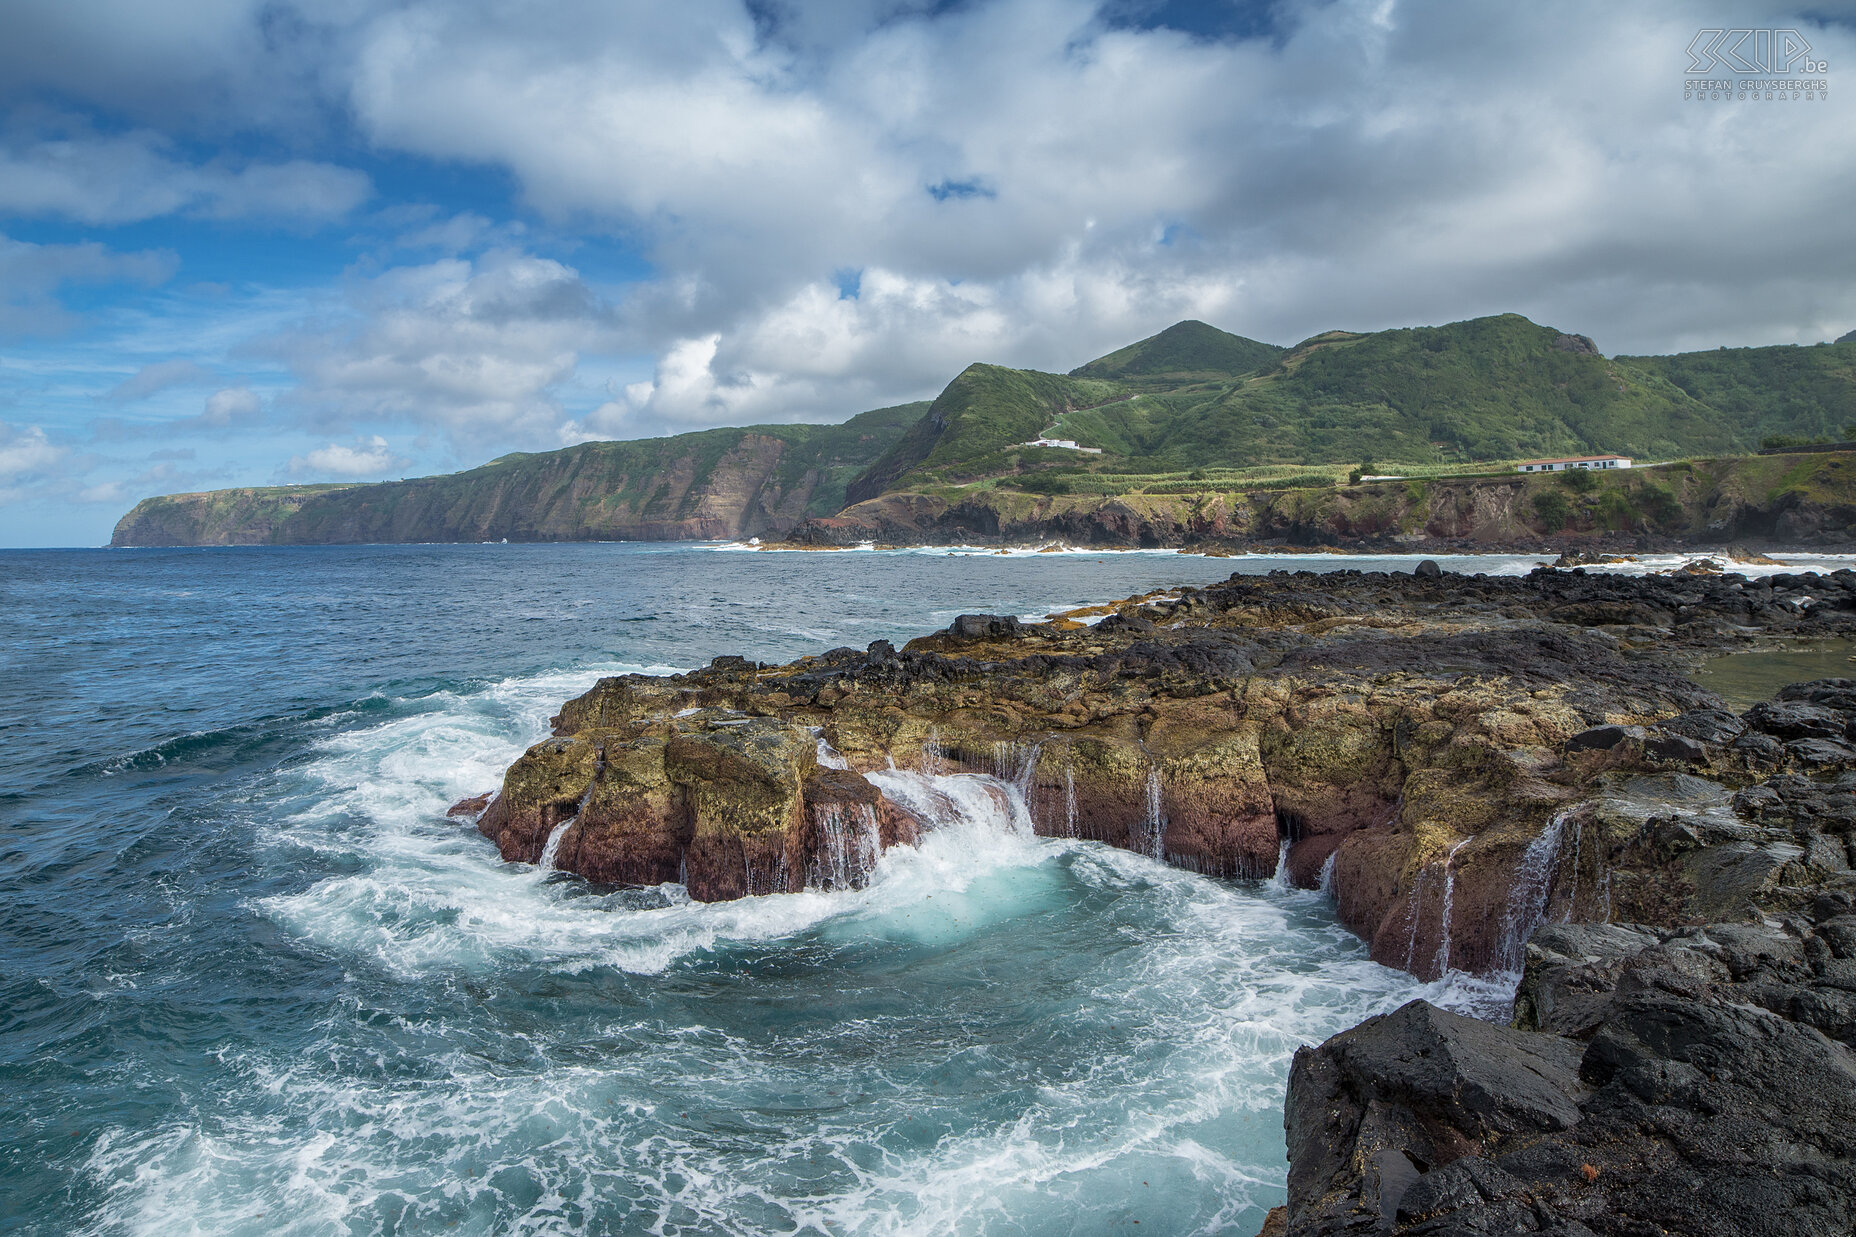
<box><xmin>1063</xmin><ymin>764</ymin><xmax>1078</xmax><ymax>839</ymax></box>
<box><xmin>1266</xmin><ymin>838</ymin><xmax>1293</xmax><ymax>890</ymax></box>
<box><xmin>538</xmin><ymin>818</ymin><xmax>573</xmax><ymax>871</ymax></box>
<box><xmin>1318</xmin><ymin>849</ymin><xmax>1338</xmax><ymax>897</ymax></box>
<box><xmin>1557</xmin><ymin>815</ymin><xmax>1586</xmax><ymax>923</ymax></box>
<box><xmin>993</xmin><ymin>740</ymin><xmax>1043</xmax><ymax>791</ymax></box>
<box><xmin>867</xmin><ymin>766</ymin><xmax>1035</xmax><ymax>841</ymax></box>
<box><xmin>1496</xmin><ymin>809</ymin><xmax>1573</xmax><ymax>972</ymax></box>
<box><xmin>922</xmin><ymin>726</ymin><xmax>945</xmax><ymax>775</ymax></box>
<box><xmin>815</xmin><ymin>733</ymin><xmax>851</xmax><ymax>771</ymax></box>
<box><xmin>1142</xmin><ymin>768</ymin><xmax>1166</xmax><ymax>860</ymax></box>
<box><xmin>1402</xmin><ymin>863</ymin><xmax>1434</xmax><ymax>973</ymax></box>
<box><xmin>538</xmin><ymin>762</ymin><xmax>601</xmax><ymax>871</ymax></box>
<box><xmin>1431</xmin><ymin>836</ymin><xmax>1473</xmax><ymax>976</ymax></box>
<box><xmin>809</xmin><ymin>802</ymin><xmax>881</xmax><ymax>891</ymax></box>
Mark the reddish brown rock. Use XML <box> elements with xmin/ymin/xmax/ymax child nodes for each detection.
<box><xmin>445</xmin><ymin>792</ymin><xmax>493</xmax><ymax>819</ymax></box>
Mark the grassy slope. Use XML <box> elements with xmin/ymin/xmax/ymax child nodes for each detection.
<box><xmin>1617</xmin><ymin>343</ymin><xmax>1856</xmax><ymax>444</ymax></box>
<box><xmin>826</xmin><ymin>450</ymin><xmax>1856</xmax><ymax>548</ymax></box>
<box><xmin>844</xmin><ymin>364</ymin><xmax>1123</xmax><ymax>502</ymax></box>
<box><xmin>110</xmin><ymin>484</ymin><xmax>364</xmax><ymax>546</ymax></box>
<box><xmin>114</xmin><ymin>404</ymin><xmax>923</xmax><ymax>545</ymax></box>
<box><xmin>115</xmin><ymin>316</ymin><xmax>1856</xmax><ymax>547</ymax></box>
<box><xmin>887</xmin><ymin>319</ymin><xmax>1856</xmax><ymax>505</ymax></box>
<box><xmin>1068</xmin><ymin>319</ymin><xmax>1286</xmax><ymax>384</ymax></box>
<box><xmin>1047</xmin><ymin>315</ymin><xmax>1736</xmax><ymax>472</ymax></box>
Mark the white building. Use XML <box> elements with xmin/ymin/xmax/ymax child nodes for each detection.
<box><xmin>1514</xmin><ymin>455</ymin><xmax>1631</xmax><ymax>474</ymax></box>
<box><xmin>1025</xmin><ymin>438</ymin><xmax>1103</xmax><ymax>454</ymax></box>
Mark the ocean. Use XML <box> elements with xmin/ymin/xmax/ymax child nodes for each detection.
<box><xmin>0</xmin><ymin>542</ymin><xmax>1743</xmax><ymax>1236</ymax></box>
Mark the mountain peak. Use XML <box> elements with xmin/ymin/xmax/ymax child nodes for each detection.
<box><xmin>1071</xmin><ymin>320</ymin><xmax>1285</xmax><ymax>380</ymax></box>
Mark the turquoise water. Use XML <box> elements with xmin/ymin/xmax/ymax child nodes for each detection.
<box><xmin>1</xmin><ymin>544</ymin><xmax>1529</xmax><ymax>1236</ymax></box>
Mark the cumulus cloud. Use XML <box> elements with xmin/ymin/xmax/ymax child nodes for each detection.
<box><xmin>0</xmin><ymin>119</ymin><xmax>371</xmax><ymax>225</ymax></box>
<box><xmin>0</xmin><ymin>0</ymin><xmax>335</xmax><ymax>128</ymax></box>
<box><xmin>0</xmin><ymin>422</ymin><xmax>65</xmax><ymax>480</ymax></box>
<box><xmin>270</xmin><ymin>248</ymin><xmax>615</xmax><ymax>439</ymax></box>
<box><xmin>324</xmin><ymin>0</ymin><xmax>1856</xmax><ymax>433</ymax></box>
<box><xmin>289</xmin><ymin>434</ymin><xmax>407</xmax><ymax>478</ymax></box>
<box><xmin>8</xmin><ymin>0</ymin><xmax>1856</xmax><ymax>474</ymax></box>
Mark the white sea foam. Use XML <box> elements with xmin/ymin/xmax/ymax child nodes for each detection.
<box><xmin>107</xmin><ymin>658</ymin><xmax>1460</xmax><ymax>1237</ymax></box>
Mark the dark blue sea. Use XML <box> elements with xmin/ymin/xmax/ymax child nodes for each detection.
<box><xmin>2</xmin><ymin>543</ymin><xmax>1547</xmax><ymax>1236</ymax></box>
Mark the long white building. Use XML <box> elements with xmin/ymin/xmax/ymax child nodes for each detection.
<box><xmin>1514</xmin><ymin>454</ymin><xmax>1631</xmax><ymax>473</ymax></box>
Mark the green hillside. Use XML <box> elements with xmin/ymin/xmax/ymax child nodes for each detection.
<box><xmin>1069</xmin><ymin>319</ymin><xmax>1285</xmax><ymax>383</ymax></box>
<box><xmin>113</xmin><ymin>404</ymin><xmax>922</xmax><ymax>546</ymax></box>
<box><xmin>854</xmin><ymin>315</ymin><xmax>1856</xmax><ymax>498</ymax></box>
<box><xmin>115</xmin><ymin>312</ymin><xmax>1856</xmax><ymax>548</ymax></box>
<box><xmin>844</xmin><ymin>364</ymin><xmax>1123</xmax><ymax>502</ymax></box>
<box><xmin>1617</xmin><ymin>342</ymin><xmax>1856</xmax><ymax>445</ymax></box>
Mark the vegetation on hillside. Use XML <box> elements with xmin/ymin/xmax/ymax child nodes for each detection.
<box><xmin>1618</xmin><ymin>342</ymin><xmax>1856</xmax><ymax>446</ymax></box>
<box><xmin>115</xmin><ymin>404</ymin><xmax>923</xmax><ymax>545</ymax></box>
<box><xmin>1068</xmin><ymin>319</ymin><xmax>1285</xmax><ymax>384</ymax></box>
<box><xmin>847</xmin><ymin>317</ymin><xmax>1856</xmax><ymax>504</ymax></box>
<box><xmin>844</xmin><ymin>364</ymin><xmax>1122</xmax><ymax>502</ymax></box>
<box><xmin>116</xmin><ymin>312</ymin><xmax>1856</xmax><ymax>547</ymax></box>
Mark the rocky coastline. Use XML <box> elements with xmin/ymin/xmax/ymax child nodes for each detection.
<box><xmin>467</xmin><ymin>561</ymin><xmax>1856</xmax><ymax>1234</ymax></box>
<box><xmin>782</xmin><ymin>450</ymin><xmax>1856</xmax><ymax>556</ymax></box>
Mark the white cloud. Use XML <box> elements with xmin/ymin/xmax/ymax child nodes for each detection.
<box><xmin>0</xmin><ymin>422</ymin><xmax>66</xmax><ymax>480</ymax></box>
<box><xmin>277</xmin><ymin>0</ymin><xmax>1850</xmax><ymax>442</ymax></box>
<box><xmin>270</xmin><ymin>248</ymin><xmax>614</xmax><ymax>439</ymax></box>
<box><xmin>289</xmin><ymin>434</ymin><xmax>407</xmax><ymax>478</ymax></box>
<box><xmin>0</xmin><ymin>120</ymin><xmax>371</xmax><ymax>225</ymax></box>
<box><xmin>201</xmin><ymin>386</ymin><xmax>261</xmax><ymax>425</ymax></box>
<box><xmin>8</xmin><ymin>0</ymin><xmax>1856</xmax><ymax>477</ymax></box>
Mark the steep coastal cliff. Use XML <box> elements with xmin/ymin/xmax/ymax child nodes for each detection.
<box><xmin>112</xmin><ymin>314</ymin><xmax>1856</xmax><ymax>550</ymax></box>
<box><xmin>111</xmin><ymin>405</ymin><xmax>921</xmax><ymax>546</ymax></box>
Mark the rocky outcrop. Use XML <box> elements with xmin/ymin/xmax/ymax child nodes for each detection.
<box><xmin>1278</xmin><ymin>909</ymin><xmax>1856</xmax><ymax>1235</ymax></box>
<box><xmin>480</xmin><ymin>564</ymin><xmax>1856</xmax><ymax>985</ymax></box>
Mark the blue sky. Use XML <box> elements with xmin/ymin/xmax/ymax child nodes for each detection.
<box><xmin>2</xmin><ymin>0</ymin><xmax>1854</xmax><ymax>546</ymax></box>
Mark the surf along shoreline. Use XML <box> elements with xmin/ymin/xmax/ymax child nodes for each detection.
<box><xmin>464</xmin><ymin>558</ymin><xmax>1856</xmax><ymax>1236</ymax></box>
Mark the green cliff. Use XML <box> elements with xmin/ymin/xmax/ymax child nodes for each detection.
<box><xmin>112</xmin><ymin>404</ymin><xmax>922</xmax><ymax>546</ymax></box>
<box><xmin>112</xmin><ymin>314</ymin><xmax>1856</xmax><ymax>548</ymax></box>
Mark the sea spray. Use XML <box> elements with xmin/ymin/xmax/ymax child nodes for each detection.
<box><xmin>815</xmin><ymin>732</ymin><xmax>851</xmax><ymax>771</ymax></box>
<box><xmin>1318</xmin><ymin>850</ymin><xmax>1338</xmax><ymax>898</ymax></box>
